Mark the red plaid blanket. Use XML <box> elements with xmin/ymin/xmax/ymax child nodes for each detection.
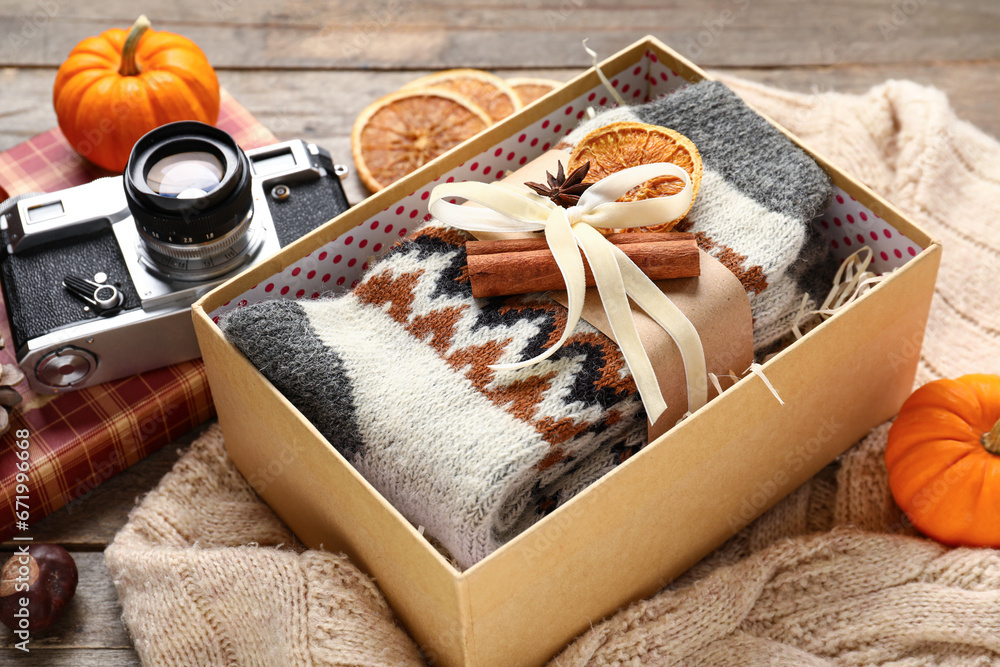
<box><xmin>0</xmin><ymin>90</ymin><xmax>277</xmax><ymax>540</ymax></box>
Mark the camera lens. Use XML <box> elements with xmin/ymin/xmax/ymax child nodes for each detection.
<box><xmin>124</xmin><ymin>121</ymin><xmax>255</xmax><ymax>278</ymax></box>
<box><xmin>145</xmin><ymin>151</ymin><xmax>224</xmax><ymax>198</ymax></box>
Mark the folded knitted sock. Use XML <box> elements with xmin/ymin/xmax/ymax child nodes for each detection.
<box><xmin>222</xmin><ymin>81</ymin><xmax>834</xmax><ymax>568</ymax></box>
<box><xmin>561</xmin><ymin>80</ymin><xmax>834</xmax><ymax>350</ymax></box>
<box><xmin>222</xmin><ymin>225</ymin><xmax>646</xmax><ymax>569</ymax></box>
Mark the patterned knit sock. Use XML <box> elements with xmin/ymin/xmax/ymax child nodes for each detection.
<box><xmin>222</xmin><ymin>81</ymin><xmax>834</xmax><ymax>568</ymax></box>
<box><xmin>222</xmin><ymin>225</ymin><xmax>646</xmax><ymax>569</ymax></box>
<box><xmin>561</xmin><ymin>80</ymin><xmax>835</xmax><ymax>350</ymax></box>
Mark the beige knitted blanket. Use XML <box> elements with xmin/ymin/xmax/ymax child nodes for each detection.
<box><xmin>105</xmin><ymin>77</ymin><xmax>1000</xmax><ymax>666</ymax></box>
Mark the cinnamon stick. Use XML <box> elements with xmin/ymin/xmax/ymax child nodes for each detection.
<box><xmin>466</xmin><ymin>232</ymin><xmax>689</xmax><ymax>256</ymax></box>
<box><xmin>466</xmin><ymin>232</ymin><xmax>700</xmax><ymax>298</ymax></box>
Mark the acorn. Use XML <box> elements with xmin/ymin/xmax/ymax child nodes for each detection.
<box><xmin>0</xmin><ymin>363</ymin><xmax>25</xmax><ymax>437</ymax></box>
<box><xmin>0</xmin><ymin>544</ymin><xmax>78</xmax><ymax>632</ymax></box>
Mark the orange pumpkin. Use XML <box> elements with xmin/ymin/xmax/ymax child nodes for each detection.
<box><xmin>885</xmin><ymin>374</ymin><xmax>1000</xmax><ymax>547</ymax></box>
<box><xmin>52</xmin><ymin>15</ymin><xmax>220</xmax><ymax>172</ymax></box>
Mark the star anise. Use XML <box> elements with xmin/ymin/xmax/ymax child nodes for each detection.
<box><xmin>524</xmin><ymin>160</ymin><xmax>592</xmax><ymax>208</ymax></box>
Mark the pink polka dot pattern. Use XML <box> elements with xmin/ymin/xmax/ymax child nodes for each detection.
<box><xmin>208</xmin><ymin>52</ymin><xmax>703</xmax><ymax>321</ymax></box>
<box><xmin>645</xmin><ymin>49</ymin><xmax>689</xmax><ymax>96</ymax></box>
<box><xmin>812</xmin><ymin>186</ymin><xmax>922</xmax><ymax>275</ymax></box>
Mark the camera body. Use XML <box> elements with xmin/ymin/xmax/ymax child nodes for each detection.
<box><xmin>0</xmin><ymin>125</ymin><xmax>349</xmax><ymax>394</ymax></box>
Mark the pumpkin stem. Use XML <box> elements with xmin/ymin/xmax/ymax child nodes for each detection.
<box><xmin>118</xmin><ymin>15</ymin><xmax>151</xmax><ymax>77</ymax></box>
<box><xmin>984</xmin><ymin>419</ymin><xmax>1000</xmax><ymax>456</ymax></box>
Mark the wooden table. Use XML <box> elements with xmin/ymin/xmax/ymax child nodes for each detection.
<box><xmin>0</xmin><ymin>1</ymin><xmax>997</xmax><ymax>663</ymax></box>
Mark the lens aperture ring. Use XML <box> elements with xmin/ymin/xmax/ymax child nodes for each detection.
<box><xmin>128</xmin><ymin>176</ymin><xmax>253</xmax><ymax>246</ymax></box>
<box><xmin>138</xmin><ymin>208</ymin><xmax>254</xmax><ymax>261</ymax></box>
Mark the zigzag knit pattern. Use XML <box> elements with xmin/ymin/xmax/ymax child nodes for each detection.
<box><xmin>222</xmin><ymin>81</ymin><xmax>835</xmax><ymax>567</ymax></box>
<box><xmin>223</xmin><ymin>225</ymin><xmax>646</xmax><ymax>568</ymax></box>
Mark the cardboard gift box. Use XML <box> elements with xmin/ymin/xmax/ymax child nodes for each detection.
<box><xmin>191</xmin><ymin>36</ymin><xmax>940</xmax><ymax>667</ymax></box>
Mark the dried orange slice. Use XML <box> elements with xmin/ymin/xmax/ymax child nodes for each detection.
<box><xmin>403</xmin><ymin>69</ymin><xmax>521</xmax><ymax>123</ymax></box>
<box><xmin>568</xmin><ymin>121</ymin><xmax>703</xmax><ymax>233</ymax></box>
<box><xmin>506</xmin><ymin>77</ymin><xmax>562</xmax><ymax>106</ymax></box>
<box><xmin>352</xmin><ymin>88</ymin><xmax>492</xmax><ymax>192</ymax></box>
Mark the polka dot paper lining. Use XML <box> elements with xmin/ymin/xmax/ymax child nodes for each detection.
<box><xmin>813</xmin><ymin>190</ymin><xmax>920</xmax><ymax>275</ymax></box>
<box><xmin>208</xmin><ymin>50</ymin><xmax>921</xmax><ymax>323</ymax></box>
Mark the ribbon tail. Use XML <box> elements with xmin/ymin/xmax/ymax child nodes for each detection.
<box><xmin>490</xmin><ymin>208</ymin><xmax>587</xmax><ymax>372</ymax></box>
<box><xmin>612</xmin><ymin>244</ymin><xmax>708</xmax><ymax>415</ymax></box>
<box><xmin>583</xmin><ymin>39</ymin><xmax>627</xmax><ymax>107</ymax></box>
<box><xmin>574</xmin><ymin>224</ymin><xmax>668</xmax><ymax>423</ymax></box>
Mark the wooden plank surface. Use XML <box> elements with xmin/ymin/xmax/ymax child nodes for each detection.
<box><xmin>0</xmin><ymin>429</ymin><xmax>204</xmax><ymax>664</ymax></box>
<box><xmin>0</xmin><ymin>0</ymin><xmax>998</xmax><ymax>662</ymax></box>
<box><xmin>0</xmin><ymin>550</ymin><xmax>141</xmax><ymax>662</ymax></box>
<box><xmin>2</xmin><ymin>64</ymin><xmax>998</xmax><ymax>209</ymax></box>
<box><xmin>0</xmin><ymin>650</ymin><xmax>139</xmax><ymax>666</ymax></box>
<box><xmin>0</xmin><ymin>553</ymin><xmax>133</xmax><ymax>649</ymax></box>
<box><xmin>1</xmin><ymin>0</ymin><xmax>998</xmax><ymax>68</ymax></box>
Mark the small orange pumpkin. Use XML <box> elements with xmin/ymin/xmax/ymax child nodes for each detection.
<box><xmin>885</xmin><ymin>374</ymin><xmax>1000</xmax><ymax>547</ymax></box>
<box><xmin>53</xmin><ymin>15</ymin><xmax>220</xmax><ymax>172</ymax></box>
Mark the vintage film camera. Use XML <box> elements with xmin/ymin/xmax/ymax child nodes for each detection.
<box><xmin>0</xmin><ymin>121</ymin><xmax>350</xmax><ymax>393</ymax></box>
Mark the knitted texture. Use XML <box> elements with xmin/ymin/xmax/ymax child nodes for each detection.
<box><xmin>550</xmin><ymin>75</ymin><xmax>1000</xmax><ymax>665</ymax></box>
<box><xmin>221</xmin><ymin>81</ymin><xmax>833</xmax><ymax>567</ymax></box>
<box><xmin>109</xmin><ymin>78</ymin><xmax>1000</xmax><ymax>665</ymax></box>
<box><xmin>221</xmin><ymin>225</ymin><xmax>647</xmax><ymax>569</ymax></box>
<box><xmin>104</xmin><ymin>424</ymin><xmax>424</xmax><ymax>666</ymax></box>
<box><xmin>561</xmin><ymin>81</ymin><xmax>836</xmax><ymax>351</ymax></box>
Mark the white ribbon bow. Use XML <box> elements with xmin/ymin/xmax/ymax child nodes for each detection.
<box><xmin>428</xmin><ymin>162</ymin><xmax>707</xmax><ymax>424</ymax></box>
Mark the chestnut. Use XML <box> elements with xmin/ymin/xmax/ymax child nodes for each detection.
<box><xmin>0</xmin><ymin>544</ymin><xmax>78</xmax><ymax>632</ymax></box>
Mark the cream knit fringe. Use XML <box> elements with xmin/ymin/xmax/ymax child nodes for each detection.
<box><xmin>106</xmin><ymin>77</ymin><xmax>1000</xmax><ymax>666</ymax></box>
